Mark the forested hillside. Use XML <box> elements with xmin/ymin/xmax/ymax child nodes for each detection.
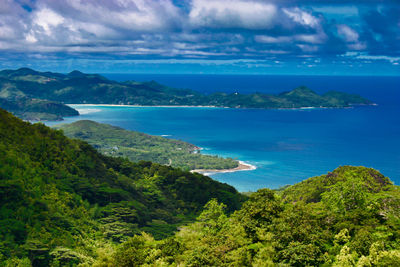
<box><xmin>56</xmin><ymin>120</ymin><xmax>238</xmax><ymax>171</ymax></box>
<box><xmin>0</xmin><ymin>96</ymin><xmax>78</xmax><ymax>121</ymax></box>
<box><xmin>0</xmin><ymin>108</ymin><xmax>245</xmax><ymax>266</ymax></box>
<box><xmin>107</xmin><ymin>166</ymin><xmax>400</xmax><ymax>266</ymax></box>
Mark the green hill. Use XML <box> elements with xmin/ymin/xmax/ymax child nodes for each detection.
<box><xmin>108</xmin><ymin>166</ymin><xmax>400</xmax><ymax>266</ymax></box>
<box><xmin>0</xmin><ymin>68</ymin><xmax>372</xmax><ymax>121</ymax></box>
<box><xmin>0</xmin><ymin>108</ymin><xmax>245</xmax><ymax>266</ymax></box>
<box><xmin>0</xmin><ymin>96</ymin><xmax>78</xmax><ymax>121</ymax></box>
<box><xmin>55</xmin><ymin>120</ymin><xmax>238</xmax><ymax>171</ymax></box>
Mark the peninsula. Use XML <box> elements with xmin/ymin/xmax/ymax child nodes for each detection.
<box><xmin>56</xmin><ymin>120</ymin><xmax>239</xmax><ymax>171</ymax></box>
<box><xmin>0</xmin><ymin>68</ymin><xmax>372</xmax><ymax>120</ymax></box>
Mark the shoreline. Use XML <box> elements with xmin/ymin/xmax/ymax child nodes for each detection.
<box><xmin>68</xmin><ymin>103</ymin><xmax>377</xmax><ymax>111</ymax></box>
<box><xmin>190</xmin><ymin>161</ymin><xmax>256</xmax><ymax>176</ymax></box>
<box><xmin>68</xmin><ymin>104</ymin><xmax>220</xmax><ymax>108</ymax></box>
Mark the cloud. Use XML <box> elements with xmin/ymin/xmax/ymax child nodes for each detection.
<box><xmin>344</xmin><ymin>52</ymin><xmax>400</xmax><ymax>63</ymax></box>
<box><xmin>337</xmin><ymin>25</ymin><xmax>359</xmax><ymax>42</ymax></box>
<box><xmin>41</xmin><ymin>0</ymin><xmax>182</xmax><ymax>32</ymax></box>
<box><xmin>189</xmin><ymin>0</ymin><xmax>278</xmax><ymax>29</ymax></box>
<box><xmin>295</xmin><ymin>34</ymin><xmax>325</xmax><ymax>44</ymax></box>
<box><xmin>33</xmin><ymin>8</ymin><xmax>65</xmax><ymax>35</ymax></box>
<box><xmin>0</xmin><ymin>0</ymin><xmax>29</xmax><ymax>41</ymax></box>
<box><xmin>255</xmin><ymin>35</ymin><xmax>292</xmax><ymax>44</ymax></box>
<box><xmin>335</xmin><ymin>24</ymin><xmax>366</xmax><ymax>51</ymax></box>
<box><xmin>359</xmin><ymin>5</ymin><xmax>400</xmax><ymax>55</ymax></box>
<box><xmin>0</xmin><ymin>0</ymin><xmax>398</xmax><ymax>72</ymax></box>
<box><xmin>282</xmin><ymin>7</ymin><xmax>319</xmax><ymax>29</ymax></box>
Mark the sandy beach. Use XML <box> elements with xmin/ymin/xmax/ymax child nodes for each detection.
<box><xmin>68</xmin><ymin>104</ymin><xmax>220</xmax><ymax>108</ymax></box>
<box><xmin>190</xmin><ymin>160</ymin><xmax>256</xmax><ymax>176</ymax></box>
<box><xmin>68</xmin><ymin>103</ymin><xmax>374</xmax><ymax>112</ymax></box>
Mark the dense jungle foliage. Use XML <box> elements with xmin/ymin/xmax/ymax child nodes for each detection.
<box><xmin>0</xmin><ymin>68</ymin><xmax>371</xmax><ymax>121</ymax></box>
<box><xmin>56</xmin><ymin>120</ymin><xmax>238</xmax><ymax>171</ymax></box>
<box><xmin>0</xmin><ymin>108</ymin><xmax>244</xmax><ymax>266</ymax></box>
<box><xmin>106</xmin><ymin>166</ymin><xmax>400</xmax><ymax>267</ymax></box>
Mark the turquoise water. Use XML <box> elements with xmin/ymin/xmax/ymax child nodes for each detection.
<box><xmin>47</xmin><ymin>75</ymin><xmax>400</xmax><ymax>191</ymax></box>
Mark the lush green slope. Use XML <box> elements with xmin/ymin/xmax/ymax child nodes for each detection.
<box><xmin>0</xmin><ymin>108</ymin><xmax>245</xmax><ymax>266</ymax></box>
<box><xmin>108</xmin><ymin>166</ymin><xmax>400</xmax><ymax>266</ymax></box>
<box><xmin>0</xmin><ymin>96</ymin><xmax>78</xmax><ymax>121</ymax></box>
<box><xmin>207</xmin><ymin>86</ymin><xmax>372</xmax><ymax>109</ymax></box>
<box><xmin>56</xmin><ymin>120</ymin><xmax>238</xmax><ymax>171</ymax></box>
<box><xmin>0</xmin><ymin>74</ymin><xmax>79</xmax><ymax>121</ymax></box>
<box><xmin>0</xmin><ymin>68</ymin><xmax>372</xmax><ymax>119</ymax></box>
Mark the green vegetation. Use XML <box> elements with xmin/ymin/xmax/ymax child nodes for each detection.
<box><xmin>106</xmin><ymin>166</ymin><xmax>400</xmax><ymax>266</ymax></box>
<box><xmin>56</xmin><ymin>120</ymin><xmax>238</xmax><ymax>171</ymax></box>
<box><xmin>0</xmin><ymin>68</ymin><xmax>372</xmax><ymax>121</ymax></box>
<box><xmin>0</xmin><ymin>108</ymin><xmax>245</xmax><ymax>266</ymax></box>
<box><xmin>207</xmin><ymin>86</ymin><xmax>372</xmax><ymax>109</ymax></box>
<box><xmin>0</xmin><ymin>96</ymin><xmax>78</xmax><ymax>121</ymax></box>
<box><xmin>0</xmin><ymin>71</ymin><xmax>79</xmax><ymax>120</ymax></box>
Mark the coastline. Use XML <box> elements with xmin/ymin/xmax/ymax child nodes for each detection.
<box><xmin>190</xmin><ymin>160</ymin><xmax>256</xmax><ymax>176</ymax></box>
<box><xmin>68</xmin><ymin>103</ymin><xmax>376</xmax><ymax>111</ymax></box>
<box><xmin>68</xmin><ymin>104</ymin><xmax>220</xmax><ymax>108</ymax></box>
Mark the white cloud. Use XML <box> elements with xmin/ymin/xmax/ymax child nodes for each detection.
<box><xmin>18</xmin><ymin>0</ymin><xmax>183</xmax><ymax>49</ymax></box>
<box><xmin>297</xmin><ymin>44</ymin><xmax>319</xmax><ymax>52</ymax></box>
<box><xmin>255</xmin><ymin>35</ymin><xmax>291</xmax><ymax>43</ymax></box>
<box><xmin>283</xmin><ymin>7</ymin><xmax>319</xmax><ymax>29</ymax></box>
<box><xmin>189</xmin><ymin>0</ymin><xmax>278</xmax><ymax>29</ymax></box>
<box><xmin>25</xmin><ymin>32</ymin><xmax>38</xmax><ymax>43</ymax></box>
<box><xmin>255</xmin><ymin>32</ymin><xmax>325</xmax><ymax>48</ymax></box>
<box><xmin>0</xmin><ymin>25</ymin><xmax>16</xmax><ymax>39</ymax></box>
<box><xmin>356</xmin><ymin>55</ymin><xmax>400</xmax><ymax>62</ymax></box>
<box><xmin>295</xmin><ymin>34</ymin><xmax>325</xmax><ymax>44</ymax></box>
<box><xmin>0</xmin><ymin>0</ymin><xmax>29</xmax><ymax>41</ymax></box>
<box><xmin>57</xmin><ymin>0</ymin><xmax>181</xmax><ymax>32</ymax></box>
<box><xmin>342</xmin><ymin>52</ymin><xmax>400</xmax><ymax>63</ymax></box>
<box><xmin>33</xmin><ymin>8</ymin><xmax>65</xmax><ymax>35</ymax></box>
<box><xmin>337</xmin><ymin>25</ymin><xmax>366</xmax><ymax>51</ymax></box>
<box><xmin>337</xmin><ymin>24</ymin><xmax>359</xmax><ymax>42</ymax></box>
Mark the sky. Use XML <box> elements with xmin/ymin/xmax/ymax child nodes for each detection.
<box><xmin>0</xmin><ymin>0</ymin><xmax>399</xmax><ymax>75</ymax></box>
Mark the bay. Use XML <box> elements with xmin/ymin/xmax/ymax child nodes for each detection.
<box><xmin>47</xmin><ymin>75</ymin><xmax>400</xmax><ymax>191</ymax></box>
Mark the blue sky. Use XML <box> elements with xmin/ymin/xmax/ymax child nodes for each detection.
<box><xmin>0</xmin><ymin>0</ymin><xmax>399</xmax><ymax>75</ymax></box>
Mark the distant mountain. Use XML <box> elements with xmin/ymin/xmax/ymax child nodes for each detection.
<box><xmin>0</xmin><ymin>68</ymin><xmax>372</xmax><ymax>120</ymax></box>
<box><xmin>56</xmin><ymin>120</ymin><xmax>238</xmax><ymax>171</ymax></box>
<box><xmin>0</xmin><ymin>70</ymin><xmax>79</xmax><ymax>120</ymax></box>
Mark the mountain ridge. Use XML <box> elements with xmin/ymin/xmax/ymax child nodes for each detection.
<box><xmin>0</xmin><ymin>68</ymin><xmax>373</xmax><ymax>120</ymax></box>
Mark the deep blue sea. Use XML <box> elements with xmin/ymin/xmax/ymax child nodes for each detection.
<box><xmin>47</xmin><ymin>75</ymin><xmax>400</xmax><ymax>192</ymax></box>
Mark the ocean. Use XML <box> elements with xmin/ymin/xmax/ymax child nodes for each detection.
<box><xmin>46</xmin><ymin>74</ymin><xmax>400</xmax><ymax>192</ymax></box>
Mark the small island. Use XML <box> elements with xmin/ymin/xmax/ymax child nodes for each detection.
<box><xmin>0</xmin><ymin>68</ymin><xmax>373</xmax><ymax>121</ymax></box>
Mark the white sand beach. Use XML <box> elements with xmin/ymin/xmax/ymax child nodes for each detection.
<box><xmin>191</xmin><ymin>160</ymin><xmax>256</xmax><ymax>176</ymax></box>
